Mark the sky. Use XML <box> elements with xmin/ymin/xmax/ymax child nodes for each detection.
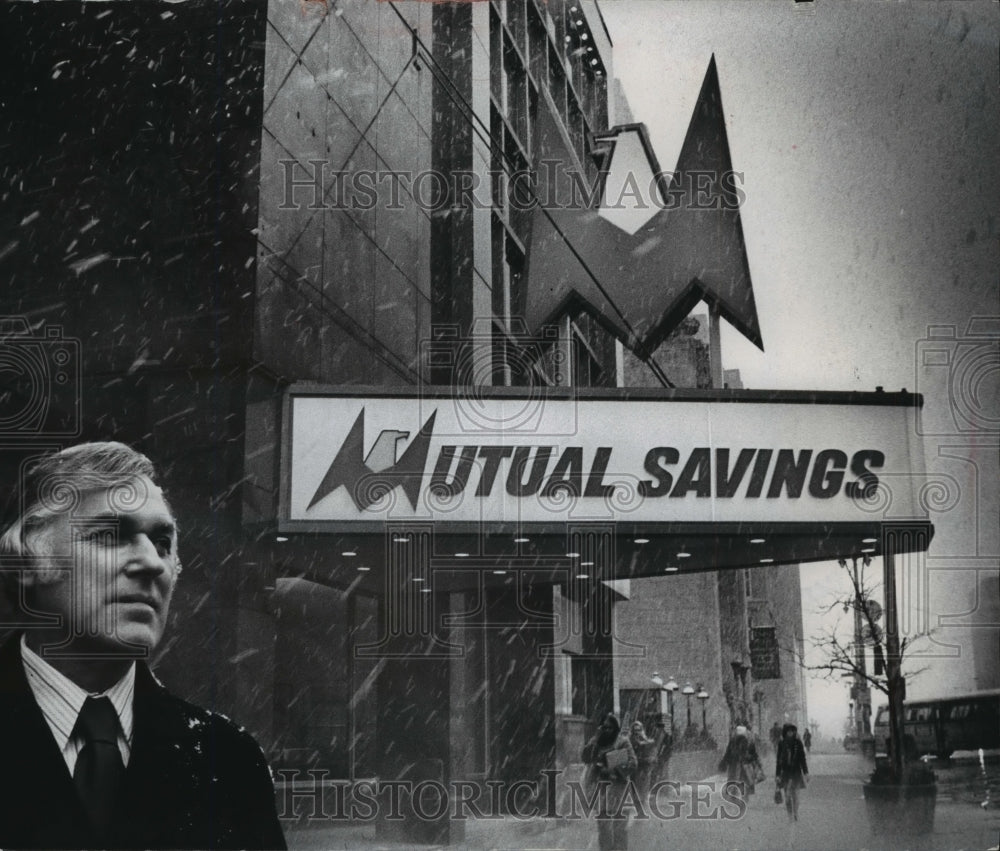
<box><xmin>601</xmin><ymin>0</ymin><xmax>999</xmax><ymax>738</ymax></box>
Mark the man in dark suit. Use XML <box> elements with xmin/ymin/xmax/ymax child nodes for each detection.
<box><xmin>0</xmin><ymin>441</ymin><xmax>286</xmax><ymax>849</ymax></box>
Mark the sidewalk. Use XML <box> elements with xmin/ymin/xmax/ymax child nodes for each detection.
<box><xmin>283</xmin><ymin>754</ymin><xmax>1000</xmax><ymax>850</ymax></box>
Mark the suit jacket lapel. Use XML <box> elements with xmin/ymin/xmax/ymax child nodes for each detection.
<box><xmin>116</xmin><ymin>661</ymin><xmax>196</xmax><ymax>847</ymax></box>
<box><xmin>0</xmin><ymin>633</ymin><xmax>96</xmax><ymax>846</ymax></box>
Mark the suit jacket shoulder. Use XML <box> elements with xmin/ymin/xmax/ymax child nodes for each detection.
<box><xmin>0</xmin><ymin>634</ymin><xmax>287</xmax><ymax>850</ymax></box>
<box><xmin>124</xmin><ymin>663</ymin><xmax>288</xmax><ymax>850</ymax></box>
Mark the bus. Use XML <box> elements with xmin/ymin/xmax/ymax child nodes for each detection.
<box><xmin>873</xmin><ymin>689</ymin><xmax>1000</xmax><ymax>759</ymax></box>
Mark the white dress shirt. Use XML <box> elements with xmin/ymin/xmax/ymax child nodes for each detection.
<box><xmin>20</xmin><ymin>635</ymin><xmax>135</xmax><ymax>775</ymax></box>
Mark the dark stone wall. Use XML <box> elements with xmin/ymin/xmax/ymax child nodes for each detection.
<box><xmin>615</xmin><ymin>572</ymin><xmax>729</xmax><ymax>736</ymax></box>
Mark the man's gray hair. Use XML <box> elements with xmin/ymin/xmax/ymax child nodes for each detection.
<box><xmin>0</xmin><ymin>441</ymin><xmax>168</xmax><ymax>600</ymax></box>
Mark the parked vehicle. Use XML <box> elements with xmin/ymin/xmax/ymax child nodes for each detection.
<box><xmin>873</xmin><ymin>689</ymin><xmax>1000</xmax><ymax>759</ymax></box>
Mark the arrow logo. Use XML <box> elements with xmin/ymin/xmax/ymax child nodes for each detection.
<box><xmin>308</xmin><ymin>408</ymin><xmax>437</xmax><ymax>511</ymax></box>
<box><xmin>526</xmin><ymin>56</ymin><xmax>763</xmax><ymax>354</ymax></box>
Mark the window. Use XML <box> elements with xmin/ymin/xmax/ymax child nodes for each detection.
<box><xmin>491</xmin><ymin>215</ymin><xmax>508</xmax><ymax>321</ymax></box>
<box><xmin>526</xmin><ymin>1</ymin><xmax>547</xmax><ymax>84</ymax></box>
<box><xmin>561</xmin><ymin>4</ymin><xmax>608</xmax><ymax>137</ymax></box>
<box><xmin>570</xmin><ymin>312</ymin><xmax>615</xmax><ymax>387</ymax></box>
<box><xmin>567</xmin><ymin>93</ymin><xmax>585</xmax><ymax>164</ymax></box>
<box><xmin>507</xmin><ymin>0</ymin><xmax>526</xmax><ymax>54</ymax></box>
<box><xmin>551</xmin><ymin>0</ymin><xmax>567</xmax><ymax>58</ymax></box>
<box><xmin>489</xmin><ymin>8</ymin><xmax>535</xmax><ymax>344</ymax></box>
<box><xmin>490</xmin><ymin>0</ymin><xmax>613</xmax><ymax>378</ymax></box>
<box><xmin>594</xmin><ymin>79</ymin><xmax>608</xmax><ymax>129</ymax></box>
<box><xmin>504</xmin><ymin>35</ymin><xmax>528</xmax><ymax>146</ymax></box>
<box><xmin>490</xmin><ymin>6</ymin><xmax>503</xmax><ymax>102</ymax></box>
<box><xmin>489</xmin><ymin>223</ymin><xmax>526</xmax><ymax>372</ymax></box>
<box><xmin>905</xmin><ymin>705</ymin><xmax>933</xmax><ymax>722</ymax></box>
<box><xmin>547</xmin><ymin>44</ymin><xmax>566</xmax><ymax>126</ymax></box>
<box><xmin>490</xmin><ymin>106</ymin><xmax>506</xmax><ymax>212</ymax></box>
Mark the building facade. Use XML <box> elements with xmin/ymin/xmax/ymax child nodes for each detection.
<box><xmin>2</xmin><ymin>1</ymin><xmax>810</xmax><ymax>843</ymax></box>
<box><xmin>253</xmin><ymin>3</ymin><xmax>633</xmax><ymax>826</ymax></box>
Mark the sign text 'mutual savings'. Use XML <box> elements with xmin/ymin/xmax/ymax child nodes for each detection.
<box><xmin>305</xmin><ymin>405</ymin><xmax>886</xmax><ymax>513</ymax></box>
<box><xmin>427</xmin><ymin>444</ymin><xmax>883</xmax><ymax>501</ymax></box>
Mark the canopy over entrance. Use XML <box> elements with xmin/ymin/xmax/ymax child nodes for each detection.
<box><xmin>278</xmin><ymin>385</ymin><xmax>932</xmax><ymax>591</ymax></box>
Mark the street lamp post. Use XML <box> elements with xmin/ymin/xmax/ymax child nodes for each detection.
<box><xmin>665</xmin><ymin>676</ymin><xmax>678</xmax><ymax>738</ymax></box>
<box><xmin>752</xmin><ymin>688</ymin><xmax>764</xmax><ymax>732</ymax></box>
<box><xmin>650</xmin><ymin>672</ymin><xmax>666</xmax><ymax>728</ymax></box>
<box><xmin>697</xmin><ymin>684</ymin><xmax>709</xmax><ymax>734</ymax></box>
<box><xmin>682</xmin><ymin>682</ymin><xmax>695</xmax><ymax>731</ymax></box>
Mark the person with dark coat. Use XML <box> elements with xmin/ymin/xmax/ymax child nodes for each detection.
<box><xmin>0</xmin><ymin>442</ymin><xmax>286</xmax><ymax>849</ymax></box>
<box><xmin>770</xmin><ymin>721</ymin><xmax>782</xmax><ymax>752</ymax></box>
<box><xmin>628</xmin><ymin>720</ymin><xmax>657</xmax><ymax>797</ymax></box>
<box><xmin>775</xmin><ymin>723</ymin><xmax>809</xmax><ymax>821</ymax></box>
<box><xmin>582</xmin><ymin>713</ymin><xmax>637</xmax><ymax>851</ymax></box>
<box><xmin>650</xmin><ymin>722</ymin><xmax>673</xmax><ymax>786</ymax></box>
<box><xmin>802</xmin><ymin>728</ymin><xmax>812</xmax><ymax>752</ymax></box>
<box><xmin>719</xmin><ymin>725</ymin><xmax>763</xmax><ymax>800</ymax></box>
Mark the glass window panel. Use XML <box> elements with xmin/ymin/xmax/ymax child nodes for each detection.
<box><xmin>595</xmin><ymin>75</ymin><xmax>608</xmax><ymax>128</ymax></box>
<box><xmin>490</xmin><ymin>7</ymin><xmax>503</xmax><ymax>102</ymax></box>
<box><xmin>492</xmin><ymin>215</ymin><xmax>506</xmax><ymax>320</ymax></box>
<box><xmin>508</xmin><ymin>0</ymin><xmax>526</xmax><ymax>54</ymax></box>
<box><xmin>526</xmin><ymin>1</ymin><xmax>546</xmax><ymax>84</ymax></box>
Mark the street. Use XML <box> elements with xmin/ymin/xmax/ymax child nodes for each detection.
<box><xmin>284</xmin><ymin>753</ymin><xmax>1000</xmax><ymax>851</ymax></box>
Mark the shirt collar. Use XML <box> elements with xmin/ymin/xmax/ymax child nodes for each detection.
<box><xmin>20</xmin><ymin>634</ymin><xmax>136</xmax><ymax>749</ymax></box>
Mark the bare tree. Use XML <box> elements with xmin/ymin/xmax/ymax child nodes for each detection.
<box><xmin>805</xmin><ymin>556</ymin><xmax>931</xmax><ymax>767</ymax></box>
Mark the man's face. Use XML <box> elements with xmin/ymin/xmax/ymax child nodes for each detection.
<box><xmin>30</xmin><ymin>476</ymin><xmax>179</xmax><ymax>655</ymax></box>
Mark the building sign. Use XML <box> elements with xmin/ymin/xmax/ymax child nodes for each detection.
<box><xmin>526</xmin><ymin>57</ymin><xmax>763</xmax><ymax>355</ymax></box>
<box><xmin>750</xmin><ymin>627</ymin><xmax>781</xmax><ymax>680</ymax></box>
<box><xmin>281</xmin><ymin>387</ymin><xmax>928</xmax><ymax>532</ymax></box>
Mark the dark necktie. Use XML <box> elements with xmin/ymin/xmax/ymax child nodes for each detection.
<box><xmin>73</xmin><ymin>696</ymin><xmax>124</xmax><ymax>836</ymax></box>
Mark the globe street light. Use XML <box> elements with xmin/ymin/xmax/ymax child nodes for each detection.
<box><xmin>650</xmin><ymin>672</ymin><xmax>667</xmax><ymax>726</ymax></box>
<box><xmin>682</xmin><ymin>682</ymin><xmax>695</xmax><ymax>730</ymax></box>
<box><xmin>665</xmin><ymin>676</ymin><xmax>678</xmax><ymax>737</ymax></box>
<box><xmin>697</xmin><ymin>684</ymin><xmax>709</xmax><ymax>733</ymax></box>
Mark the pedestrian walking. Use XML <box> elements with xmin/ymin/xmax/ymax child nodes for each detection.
<box><xmin>719</xmin><ymin>725</ymin><xmax>764</xmax><ymax>801</ymax></box>
<box><xmin>769</xmin><ymin>721</ymin><xmax>782</xmax><ymax>753</ymax></box>
<box><xmin>802</xmin><ymin>728</ymin><xmax>812</xmax><ymax>753</ymax></box>
<box><xmin>628</xmin><ymin>721</ymin><xmax>656</xmax><ymax>798</ymax></box>
<box><xmin>775</xmin><ymin>723</ymin><xmax>809</xmax><ymax>822</ymax></box>
<box><xmin>582</xmin><ymin>713</ymin><xmax>637</xmax><ymax>851</ymax></box>
<box><xmin>650</xmin><ymin>721</ymin><xmax>672</xmax><ymax>787</ymax></box>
